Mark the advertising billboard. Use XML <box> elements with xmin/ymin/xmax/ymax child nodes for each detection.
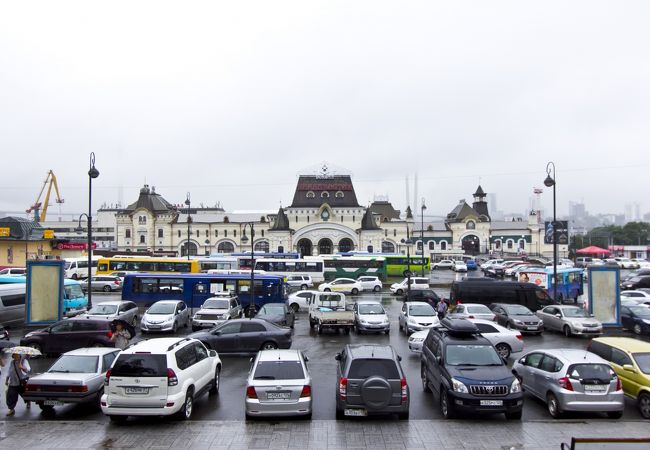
<box><xmin>587</xmin><ymin>266</ymin><xmax>621</xmax><ymax>327</ymax></box>
<box><xmin>544</xmin><ymin>220</ymin><xmax>569</xmax><ymax>245</ymax></box>
<box><xmin>26</xmin><ymin>260</ymin><xmax>65</xmax><ymax>325</ymax></box>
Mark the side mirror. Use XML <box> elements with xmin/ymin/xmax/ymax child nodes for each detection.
<box><xmin>212</xmin><ymin>330</ymin><xmax>221</xmax><ymax>336</ymax></box>
<box><xmin>209</xmin><ymin>350</ymin><xmax>217</xmax><ymax>358</ymax></box>
<box><xmin>555</xmin><ymin>314</ymin><xmax>562</xmax><ymax>319</ymax></box>
<box><xmin>623</xmin><ymin>364</ymin><xmax>637</xmax><ymax>373</ymax></box>
<box><xmin>303</xmin><ymin>355</ymin><xmax>309</xmax><ymax>362</ymax></box>
<box><xmin>435</xmin><ymin>356</ymin><xmax>442</xmax><ymax>365</ymax></box>
<box><xmin>249</xmin><ymin>357</ymin><xmax>254</xmax><ymax>363</ymax></box>
<box><xmin>397</xmin><ymin>355</ymin><xmax>402</xmax><ymax>362</ymax></box>
<box><xmin>334</xmin><ymin>353</ymin><xmax>341</xmax><ymax>361</ymax></box>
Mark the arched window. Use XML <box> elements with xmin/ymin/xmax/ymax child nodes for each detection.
<box><xmin>254</xmin><ymin>241</ymin><xmax>270</xmax><ymax>253</ymax></box>
<box><xmin>339</xmin><ymin>238</ymin><xmax>354</xmax><ymax>253</ymax></box>
<box><xmin>466</xmin><ymin>221</ymin><xmax>476</xmax><ymax>230</ymax></box>
<box><xmin>217</xmin><ymin>241</ymin><xmax>235</xmax><ymax>253</ymax></box>
<box><xmin>507</xmin><ymin>240</ymin><xmax>514</xmax><ymax>250</ymax></box>
<box><xmin>495</xmin><ymin>239</ymin><xmax>502</xmax><ymax>250</ymax></box>
<box><xmin>367</xmin><ymin>245</ymin><xmax>374</xmax><ymax>253</ymax></box>
<box><xmin>335</xmin><ymin>191</ymin><xmax>344</xmax><ymax>198</ymax></box>
<box><xmin>428</xmin><ymin>241</ymin><xmax>435</xmax><ymax>250</ymax></box>
<box><xmin>518</xmin><ymin>239</ymin><xmax>525</xmax><ymax>250</ymax></box>
<box><xmin>306</xmin><ymin>191</ymin><xmax>315</xmax><ymax>198</ymax></box>
<box><xmin>381</xmin><ymin>241</ymin><xmax>395</xmax><ymax>253</ymax></box>
<box><xmin>181</xmin><ymin>242</ymin><xmax>198</xmax><ymax>257</ymax></box>
<box><xmin>277</xmin><ymin>245</ymin><xmax>284</xmax><ymax>253</ymax></box>
<box><xmin>139</xmin><ymin>235</ymin><xmax>146</xmax><ymax>244</ymax></box>
<box><xmin>321</xmin><ymin>191</ymin><xmax>329</xmax><ymax>198</ymax></box>
<box><xmin>440</xmin><ymin>241</ymin><xmax>447</xmax><ymax>251</ymax></box>
<box><xmin>416</xmin><ymin>240</ymin><xmax>423</xmax><ymax>251</ymax></box>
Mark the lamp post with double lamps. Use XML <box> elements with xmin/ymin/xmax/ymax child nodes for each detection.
<box><xmin>240</xmin><ymin>223</ymin><xmax>256</xmax><ymax>317</ymax></box>
<box><xmin>86</xmin><ymin>153</ymin><xmax>99</xmax><ymax>308</ymax></box>
<box><xmin>544</xmin><ymin>162</ymin><xmax>558</xmax><ymax>302</ymax></box>
<box><xmin>420</xmin><ymin>198</ymin><xmax>427</xmax><ymax>277</ymax></box>
<box><xmin>401</xmin><ymin>227</ymin><xmax>413</xmax><ymax>297</ymax></box>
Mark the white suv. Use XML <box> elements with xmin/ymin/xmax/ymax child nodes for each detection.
<box><xmin>389</xmin><ymin>277</ymin><xmax>430</xmax><ymax>295</ymax></box>
<box><xmin>285</xmin><ymin>275</ymin><xmax>314</xmax><ymax>290</ymax></box>
<box><xmin>101</xmin><ymin>337</ymin><xmax>221</xmax><ymax>422</ymax></box>
<box><xmin>356</xmin><ymin>276</ymin><xmax>383</xmax><ymax>292</ymax></box>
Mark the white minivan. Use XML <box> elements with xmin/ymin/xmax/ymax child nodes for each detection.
<box><xmin>389</xmin><ymin>277</ymin><xmax>430</xmax><ymax>295</ymax></box>
<box><xmin>0</xmin><ymin>284</ymin><xmax>26</xmax><ymax>326</ymax></box>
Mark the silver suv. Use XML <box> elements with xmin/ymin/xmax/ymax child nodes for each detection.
<box><xmin>192</xmin><ymin>295</ymin><xmax>242</xmax><ymax>331</ymax></box>
<box><xmin>285</xmin><ymin>275</ymin><xmax>314</xmax><ymax>290</ymax></box>
<box><xmin>102</xmin><ymin>337</ymin><xmax>221</xmax><ymax>422</ymax></box>
<box><xmin>335</xmin><ymin>344</ymin><xmax>409</xmax><ymax>420</ymax></box>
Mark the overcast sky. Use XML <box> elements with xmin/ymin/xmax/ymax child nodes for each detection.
<box><xmin>1</xmin><ymin>1</ymin><xmax>648</xmax><ymax>220</ymax></box>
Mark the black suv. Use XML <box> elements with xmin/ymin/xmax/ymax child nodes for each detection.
<box><xmin>335</xmin><ymin>344</ymin><xmax>409</xmax><ymax>420</ymax></box>
<box><xmin>402</xmin><ymin>289</ymin><xmax>441</xmax><ymax>306</ymax></box>
<box><xmin>420</xmin><ymin>318</ymin><xmax>523</xmax><ymax>420</ymax></box>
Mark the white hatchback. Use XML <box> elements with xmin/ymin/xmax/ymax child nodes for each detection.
<box><xmin>356</xmin><ymin>276</ymin><xmax>383</xmax><ymax>293</ymax></box>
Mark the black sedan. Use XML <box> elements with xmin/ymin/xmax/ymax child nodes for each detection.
<box><xmin>255</xmin><ymin>303</ymin><xmax>295</xmax><ymax>328</ymax></box>
<box><xmin>188</xmin><ymin>318</ymin><xmax>292</xmax><ymax>353</ymax></box>
<box><xmin>621</xmin><ymin>305</ymin><xmax>650</xmax><ymax>335</ymax></box>
<box><xmin>402</xmin><ymin>289</ymin><xmax>441</xmax><ymax>306</ymax></box>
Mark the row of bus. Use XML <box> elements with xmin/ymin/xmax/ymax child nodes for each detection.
<box><xmin>65</xmin><ymin>253</ymin><xmax>431</xmax><ymax>282</ymax></box>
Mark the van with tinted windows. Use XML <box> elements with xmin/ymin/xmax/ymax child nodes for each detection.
<box><xmin>0</xmin><ymin>284</ymin><xmax>26</xmax><ymax>326</ymax></box>
<box><xmin>449</xmin><ymin>280</ymin><xmax>554</xmax><ymax>312</ymax></box>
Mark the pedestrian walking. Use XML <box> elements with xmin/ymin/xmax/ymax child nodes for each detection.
<box><xmin>5</xmin><ymin>353</ymin><xmax>28</xmax><ymax>416</ymax></box>
<box><xmin>110</xmin><ymin>322</ymin><xmax>131</xmax><ymax>350</ymax></box>
<box><xmin>436</xmin><ymin>297</ymin><xmax>448</xmax><ymax>320</ymax></box>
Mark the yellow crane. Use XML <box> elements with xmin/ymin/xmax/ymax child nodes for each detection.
<box><xmin>26</xmin><ymin>170</ymin><xmax>64</xmax><ymax>222</ymax></box>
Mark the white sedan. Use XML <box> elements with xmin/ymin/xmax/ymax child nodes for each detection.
<box><xmin>631</xmin><ymin>259</ymin><xmax>650</xmax><ymax>269</ymax></box>
<box><xmin>613</xmin><ymin>258</ymin><xmax>640</xmax><ymax>269</ymax></box>
<box><xmin>356</xmin><ymin>276</ymin><xmax>383</xmax><ymax>292</ymax></box>
<box><xmin>318</xmin><ymin>278</ymin><xmax>362</xmax><ymax>295</ymax></box>
<box><xmin>469</xmin><ymin>319</ymin><xmax>524</xmax><ymax>359</ymax></box>
<box><xmin>287</xmin><ymin>290</ymin><xmax>317</xmax><ymax>312</ymax></box>
<box><xmin>432</xmin><ymin>260</ymin><xmax>454</xmax><ymax>270</ymax></box>
<box><xmin>451</xmin><ymin>260</ymin><xmax>467</xmax><ymax>272</ymax></box>
<box><xmin>408</xmin><ymin>329</ymin><xmax>429</xmax><ymax>353</ymax></box>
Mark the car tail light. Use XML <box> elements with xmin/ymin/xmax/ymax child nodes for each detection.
<box><xmin>246</xmin><ymin>386</ymin><xmax>258</xmax><ymax>399</ymax></box>
<box><xmin>558</xmin><ymin>377</ymin><xmax>573</xmax><ymax>391</ymax></box>
<box><xmin>339</xmin><ymin>377</ymin><xmax>347</xmax><ymax>400</ymax></box>
<box><xmin>400</xmin><ymin>378</ymin><xmax>408</xmax><ymax>403</ymax></box>
<box><xmin>615</xmin><ymin>377</ymin><xmax>622</xmax><ymax>391</ymax></box>
<box><xmin>104</xmin><ymin>368</ymin><xmax>112</xmax><ymax>386</ymax></box>
<box><xmin>114</xmin><ymin>280</ymin><xmax>120</xmax><ymax>285</ymax></box>
<box><xmin>300</xmin><ymin>385</ymin><xmax>311</xmax><ymax>398</ymax></box>
<box><xmin>468</xmin><ymin>315</ymin><xmax>475</xmax><ymax>319</ymax></box>
<box><xmin>68</xmin><ymin>385</ymin><xmax>89</xmax><ymax>393</ymax></box>
<box><xmin>167</xmin><ymin>368</ymin><xmax>178</xmax><ymax>386</ymax></box>
<box><xmin>516</xmin><ymin>334</ymin><xmax>523</xmax><ymax>341</ymax></box>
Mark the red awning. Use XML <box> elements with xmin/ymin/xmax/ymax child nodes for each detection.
<box><xmin>576</xmin><ymin>246</ymin><xmax>610</xmax><ymax>255</ymax></box>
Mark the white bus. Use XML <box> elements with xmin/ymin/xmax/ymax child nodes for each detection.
<box><xmin>195</xmin><ymin>256</ymin><xmax>238</xmax><ymax>273</ymax></box>
<box><xmin>64</xmin><ymin>256</ymin><xmax>100</xmax><ymax>279</ymax></box>
<box><xmin>253</xmin><ymin>258</ymin><xmax>325</xmax><ymax>283</ymax></box>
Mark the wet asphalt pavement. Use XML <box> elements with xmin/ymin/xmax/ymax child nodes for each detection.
<box><xmin>2</xmin><ymin>269</ymin><xmax>648</xmax><ymax>423</ymax></box>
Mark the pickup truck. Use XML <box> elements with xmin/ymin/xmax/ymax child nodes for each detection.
<box><xmin>307</xmin><ymin>291</ymin><xmax>354</xmax><ymax>334</ymax></box>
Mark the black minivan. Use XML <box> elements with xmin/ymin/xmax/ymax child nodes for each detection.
<box><xmin>449</xmin><ymin>280</ymin><xmax>554</xmax><ymax>311</ymax></box>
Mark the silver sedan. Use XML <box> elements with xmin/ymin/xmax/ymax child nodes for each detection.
<box><xmin>245</xmin><ymin>349</ymin><xmax>312</xmax><ymax>419</ymax></box>
<box><xmin>469</xmin><ymin>319</ymin><xmax>525</xmax><ymax>359</ymax></box>
<box><xmin>536</xmin><ymin>305</ymin><xmax>603</xmax><ymax>337</ymax></box>
<box><xmin>512</xmin><ymin>349</ymin><xmax>624</xmax><ymax>418</ymax></box>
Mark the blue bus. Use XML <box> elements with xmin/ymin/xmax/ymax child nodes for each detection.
<box><xmin>0</xmin><ymin>276</ymin><xmax>88</xmax><ymax>314</ymax></box>
<box><xmin>519</xmin><ymin>267</ymin><xmax>585</xmax><ymax>303</ymax></box>
<box><xmin>121</xmin><ymin>273</ymin><xmax>288</xmax><ymax>313</ymax></box>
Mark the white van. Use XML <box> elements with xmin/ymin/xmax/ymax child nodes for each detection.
<box><xmin>0</xmin><ymin>284</ymin><xmax>26</xmax><ymax>326</ymax></box>
<box><xmin>389</xmin><ymin>277</ymin><xmax>430</xmax><ymax>295</ymax></box>
<box><xmin>64</xmin><ymin>256</ymin><xmax>100</xmax><ymax>279</ymax></box>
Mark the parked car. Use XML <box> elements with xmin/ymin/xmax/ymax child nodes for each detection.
<box><xmin>24</xmin><ymin>347</ymin><xmax>120</xmax><ymax>411</ymax></box>
<box><xmin>285</xmin><ymin>275</ymin><xmax>314</xmax><ymax>290</ymax></box>
<box><xmin>622</xmin><ymin>276</ymin><xmax>650</xmax><ymax>291</ymax></box>
<box><xmin>356</xmin><ymin>276</ymin><xmax>383</xmax><ymax>293</ymax></box>
<box><xmin>80</xmin><ymin>300</ymin><xmax>139</xmax><ymax>326</ymax></box>
<box><xmin>469</xmin><ymin>319</ymin><xmax>524</xmax><ymax>359</ymax></box>
<box><xmin>620</xmin><ymin>290</ymin><xmax>650</xmax><ymax>301</ymax></box>
<box><xmin>390</xmin><ymin>277</ymin><xmax>430</xmax><ymax>295</ymax></box>
<box><xmin>255</xmin><ymin>302</ymin><xmax>295</xmax><ymax>328</ymax></box>
<box><xmin>480</xmin><ymin>259</ymin><xmax>505</xmax><ymax>272</ymax></box>
<box><xmin>140</xmin><ymin>300</ymin><xmax>190</xmax><ymax>333</ymax></box>
<box><xmin>191</xmin><ymin>295</ymin><xmax>242</xmax><ymax>331</ymax></box>
<box><xmin>536</xmin><ymin>305</ymin><xmax>602</xmax><ymax>337</ymax></box>
<box><xmin>622</xmin><ymin>269</ymin><xmax>650</xmax><ymax>282</ymax></box>
<box><xmin>613</xmin><ymin>257</ymin><xmax>640</xmax><ymax>269</ymax></box>
<box><xmin>449</xmin><ymin>279</ymin><xmax>554</xmax><ymax>312</ymax></box>
<box><xmin>489</xmin><ymin>303</ymin><xmax>544</xmax><ymax>334</ymax></box>
<box><xmin>245</xmin><ymin>349</ymin><xmax>312</xmax><ymax>419</ymax></box>
<box><xmin>335</xmin><ymin>344</ymin><xmax>409</xmax><ymax>419</ymax></box>
<box><xmin>630</xmin><ymin>259</ymin><xmax>650</xmax><ymax>269</ymax></box>
<box><xmin>448</xmin><ymin>303</ymin><xmax>495</xmax><ymax>321</ymax></box>
<box><xmin>108</xmin><ymin>271</ymin><xmax>136</xmax><ymax>283</ymax></box>
<box><xmin>287</xmin><ymin>290</ymin><xmax>315</xmax><ymax>313</ymax></box>
<box><xmin>408</xmin><ymin>329</ymin><xmax>428</xmax><ymax>353</ymax></box>
<box><xmin>21</xmin><ymin>318</ymin><xmax>114</xmax><ymax>355</ymax></box>
<box><xmin>465</xmin><ymin>260</ymin><xmax>478</xmax><ymax>271</ymax></box>
<box><xmin>575</xmin><ymin>257</ymin><xmax>595</xmax><ymax>268</ymax></box>
<box><xmin>189</xmin><ymin>318</ymin><xmax>292</xmax><ymax>353</ymax></box>
<box><xmin>484</xmin><ymin>263</ymin><xmax>506</xmax><ymax>278</ymax></box>
<box><xmin>102</xmin><ymin>337</ymin><xmax>221</xmax><ymax>421</ymax></box>
<box><xmin>308</xmin><ymin>291</ymin><xmax>354</xmax><ymax>335</ymax></box>
<box><xmin>589</xmin><ymin>337</ymin><xmax>650</xmax><ymax>419</ymax></box>
<box><xmin>0</xmin><ymin>267</ymin><xmax>26</xmax><ymax>276</ymax></box>
<box><xmin>402</xmin><ymin>289</ymin><xmax>441</xmax><ymax>306</ymax></box>
<box><xmin>420</xmin><ymin>318</ymin><xmax>523</xmax><ymax>420</ymax></box>
<box><xmin>398</xmin><ymin>301</ymin><xmax>439</xmax><ymax>335</ymax></box>
<box><xmin>512</xmin><ymin>349</ymin><xmax>624</xmax><ymax>419</ymax></box>
<box><xmin>79</xmin><ymin>276</ymin><xmax>122</xmax><ymax>293</ymax></box>
<box><xmin>353</xmin><ymin>301</ymin><xmax>390</xmax><ymax>334</ymax></box>
<box><xmin>432</xmin><ymin>260</ymin><xmax>454</xmax><ymax>270</ymax></box>
<box><xmin>621</xmin><ymin>305</ymin><xmax>650</xmax><ymax>335</ymax></box>
<box><xmin>318</xmin><ymin>278</ymin><xmax>362</xmax><ymax>295</ymax></box>
<box><xmin>451</xmin><ymin>260</ymin><xmax>467</xmax><ymax>272</ymax></box>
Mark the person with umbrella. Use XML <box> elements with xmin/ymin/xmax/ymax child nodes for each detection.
<box><xmin>110</xmin><ymin>319</ymin><xmax>133</xmax><ymax>350</ymax></box>
<box><xmin>5</xmin><ymin>351</ymin><xmax>28</xmax><ymax>416</ymax></box>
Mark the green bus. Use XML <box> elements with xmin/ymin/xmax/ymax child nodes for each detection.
<box><xmin>322</xmin><ymin>256</ymin><xmax>388</xmax><ymax>281</ymax></box>
<box><xmin>383</xmin><ymin>255</ymin><xmax>430</xmax><ymax>277</ymax></box>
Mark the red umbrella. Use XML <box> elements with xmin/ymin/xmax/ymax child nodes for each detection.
<box><xmin>576</xmin><ymin>246</ymin><xmax>610</xmax><ymax>255</ymax></box>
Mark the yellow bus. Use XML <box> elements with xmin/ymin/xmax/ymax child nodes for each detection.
<box><xmin>96</xmin><ymin>257</ymin><xmax>200</xmax><ymax>275</ymax></box>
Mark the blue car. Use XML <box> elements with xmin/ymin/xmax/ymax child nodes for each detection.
<box><xmin>621</xmin><ymin>304</ymin><xmax>650</xmax><ymax>335</ymax></box>
<box><xmin>465</xmin><ymin>260</ymin><xmax>478</xmax><ymax>271</ymax></box>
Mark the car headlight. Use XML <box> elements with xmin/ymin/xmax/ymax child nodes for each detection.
<box><xmin>451</xmin><ymin>377</ymin><xmax>468</xmax><ymax>393</ymax></box>
<box><xmin>512</xmin><ymin>319</ymin><xmax>523</xmax><ymax>325</ymax></box>
<box><xmin>643</xmin><ymin>320</ymin><xmax>650</xmax><ymax>325</ymax></box>
<box><xmin>510</xmin><ymin>378</ymin><xmax>521</xmax><ymax>393</ymax></box>
<box><xmin>408</xmin><ymin>318</ymin><xmax>417</xmax><ymax>324</ymax></box>
<box><xmin>360</xmin><ymin>320</ymin><xmax>368</xmax><ymax>324</ymax></box>
<box><xmin>194</xmin><ymin>314</ymin><xmax>202</xmax><ymax>320</ymax></box>
<box><xmin>409</xmin><ymin>337</ymin><xmax>424</xmax><ymax>343</ymax></box>
<box><xmin>572</xmin><ymin>321</ymin><xmax>584</xmax><ymax>329</ymax></box>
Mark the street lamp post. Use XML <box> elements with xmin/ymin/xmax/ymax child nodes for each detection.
<box><xmin>421</xmin><ymin>198</ymin><xmax>426</xmax><ymax>277</ymax></box>
<box><xmin>401</xmin><ymin>226</ymin><xmax>413</xmax><ymax>298</ymax></box>
<box><xmin>544</xmin><ymin>162</ymin><xmax>557</xmax><ymax>302</ymax></box>
<box><xmin>185</xmin><ymin>193</ymin><xmax>191</xmax><ymax>260</ymax></box>
<box><xmin>241</xmin><ymin>223</ymin><xmax>255</xmax><ymax>317</ymax></box>
<box><xmin>87</xmin><ymin>153</ymin><xmax>99</xmax><ymax>308</ymax></box>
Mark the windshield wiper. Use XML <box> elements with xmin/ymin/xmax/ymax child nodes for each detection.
<box><xmin>49</xmin><ymin>370</ymin><xmax>71</xmax><ymax>373</ymax></box>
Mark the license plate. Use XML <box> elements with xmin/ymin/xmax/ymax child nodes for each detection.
<box><xmin>344</xmin><ymin>408</ymin><xmax>367</xmax><ymax>416</ymax></box>
<box><xmin>147</xmin><ymin>325</ymin><xmax>160</xmax><ymax>329</ymax></box>
<box><xmin>44</xmin><ymin>400</ymin><xmax>64</xmax><ymax>406</ymax></box>
<box><xmin>583</xmin><ymin>385</ymin><xmax>606</xmax><ymax>392</ymax></box>
<box><xmin>480</xmin><ymin>400</ymin><xmax>503</xmax><ymax>406</ymax></box>
<box><xmin>125</xmin><ymin>387</ymin><xmax>149</xmax><ymax>394</ymax></box>
<box><xmin>527</xmin><ymin>327</ymin><xmax>537</xmax><ymax>330</ymax></box>
<box><xmin>267</xmin><ymin>392</ymin><xmax>291</xmax><ymax>400</ymax></box>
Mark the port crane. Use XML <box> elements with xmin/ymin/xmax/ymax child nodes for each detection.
<box><xmin>26</xmin><ymin>170</ymin><xmax>64</xmax><ymax>222</ymax></box>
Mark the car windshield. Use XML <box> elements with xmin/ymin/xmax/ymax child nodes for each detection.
<box><xmin>87</xmin><ymin>304</ymin><xmax>118</xmax><ymax>315</ymax></box>
<box><xmin>567</xmin><ymin>363</ymin><xmax>615</xmax><ymax>381</ymax></box>
<box><xmin>409</xmin><ymin>304</ymin><xmax>435</xmax><ymax>316</ymax></box>
<box><xmin>629</xmin><ymin>277</ymin><xmax>642</xmax><ymax>282</ymax></box>
<box><xmin>64</xmin><ymin>284</ymin><xmax>84</xmax><ymax>299</ymax></box>
<box><xmin>467</xmin><ymin>305</ymin><xmax>491</xmax><ymax>314</ymax></box>
<box><xmin>563</xmin><ymin>308</ymin><xmax>589</xmax><ymax>318</ymax></box>
<box><xmin>203</xmin><ymin>299</ymin><xmax>229</xmax><ymax>309</ymax></box>
<box><xmin>358</xmin><ymin>304</ymin><xmax>385</xmax><ymax>315</ymax></box>
<box><xmin>49</xmin><ymin>355</ymin><xmax>98</xmax><ymax>374</ymax></box>
<box><xmin>253</xmin><ymin>360</ymin><xmax>304</xmax><ymax>380</ymax></box>
<box><xmin>506</xmin><ymin>305</ymin><xmax>533</xmax><ymax>315</ymax></box>
<box><xmin>446</xmin><ymin>345</ymin><xmax>503</xmax><ymax>366</ymax></box>
<box><xmin>260</xmin><ymin>304</ymin><xmax>285</xmax><ymax>315</ymax></box>
<box><xmin>630</xmin><ymin>306</ymin><xmax>650</xmax><ymax>317</ymax></box>
<box><xmin>633</xmin><ymin>353</ymin><xmax>650</xmax><ymax>375</ymax></box>
<box><xmin>348</xmin><ymin>359</ymin><xmax>400</xmax><ymax>379</ymax></box>
<box><xmin>147</xmin><ymin>302</ymin><xmax>176</xmax><ymax>314</ymax></box>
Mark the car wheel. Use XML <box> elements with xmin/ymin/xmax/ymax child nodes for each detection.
<box><xmin>638</xmin><ymin>393</ymin><xmax>650</xmax><ymax>419</ymax></box>
<box><xmin>316</xmin><ymin>322</ymin><xmax>323</xmax><ymax>335</ymax></box>
<box><xmin>336</xmin><ymin>408</ymin><xmax>344</xmax><ymax>420</ymax></box>
<box><xmin>495</xmin><ymin>343</ymin><xmax>511</xmax><ymax>359</ymax></box>
<box><xmin>261</xmin><ymin>341</ymin><xmax>278</xmax><ymax>350</ymax></box>
<box><xmin>505</xmin><ymin>410</ymin><xmax>522</xmax><ymax>420</ymax></box>
<box><xmin>373</xmin><ymin>285</ymin><xmax>381</xmax><ymax>292</ymax></box>
<box><xmin>38</xmin><ymin>403</ymin><xmax>55</xmax><ymax>413</ymax></box>
<box><xmin>301</xmin><ymin>284</ymin><xmax>308</xmax><ymax>290</ymax></box>
<box><xmin>563</xmin><ymin>325</ymin><xmax>572</xmax><ymax>338</ymax></box>
<box><xmin>324</xmin><ymin>288</ymin><xmax>331</xmax><ymax>292</ymax></box>
<box><xmin>343</xmin><ymin>327</ymin><xmax>350</xmax><ymax>334</ymax></box>
<box><xmin>440</xmin><ymin>390</ymin><xmax>455</xmax><ymax>419</ymax></box>
<box><xmin>421</xmin><ymin>367</ymin><xmax>431</xmax><ymax>393</ymax></box>
<box><xmin>351</xmin><ymin>288</ymin><xmax>359</xmax><ymax>295</ymax></box>
<box><xmin>633</xmin><ymin>324</ymin><xmax>643</xmax><ymax>335</ymax></box>
<box><xmin>177</xmin><ymin>389</ymin><xmax>194</xmax><ymax>420</ymax></box>
<box><xmin>108</xmin><ymin>415</ymin><xmax>127</xmax><ymax>423</ymax></box>
<box><xmin>506</xmin><ymin>322</ymin><xmax>512</xmax><ymax>330</ymax></box>
<box><xmin>384</xmin><ymin>329</ymin><xmax>390</xmax><ymax>335</ymax></box>
<box><xmin>290</xmin><ymin>303</ymin><xmax>299</xmax><ymax>313</ymax></box>
<box><xmin>396</xmin><ymin>289</ymin><xmax>403</xmax><ymax>295</ymax></box>
<box><xmin>103</xmin><ymin>285</ymin><xmax>112</xmax><ymax>292</ymax></box>
<box><xmin>94</xmin><ymin>387</ymin><xmax>104</xmax><ymax>409</ymax></box>
<box><xmin>607</xmin><ymin>410</ymin><xmax>623</xmax><ymax>419</ymax></box>
<box><xmin>172</xmin><ymin>321</ymin><xmax>178</xmax><ymax>333</ymax></box>
<box><xmin>131</xmin><ymin>316</ymin><xmax>138</xmax><ymax>326</ymax></box>
<box><xmin>398</xmin><ymin>411</ymin><xmax>409</xmax><ymax>420</ymax></box>
<box><xmin>209</xmin><ymin>367</ymin><xmax>221</xmax><ymax>395</ymax></box>
<box><xmin>72</xmin><ymin>274</ymin><xmax>78</xmax><ymax>280</ymax></box>
<box><xmin>547</xmin><ymin>393</ymin><xmax>562</xmax><ymax>419</ymax></box>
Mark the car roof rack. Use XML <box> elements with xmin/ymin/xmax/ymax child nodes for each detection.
<box><xmin>439</xmin><ymin>318</ymin><xmax>480</xmax><ymax>336</ymax></box>
<box><xmin>167</xmin><ymin>337</ymin><xmax>192</xmax><ymax>351</ymax></box>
